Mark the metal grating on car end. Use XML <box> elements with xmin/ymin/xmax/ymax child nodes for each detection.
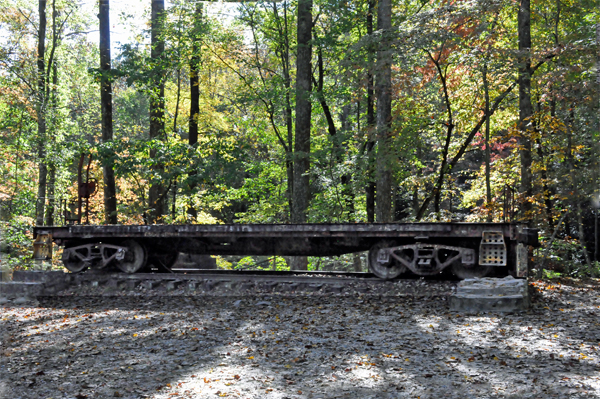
<box><xmin>479</xmin><ymin>231</ymin><xmax>507</xmax><ymax>266</ymax></box>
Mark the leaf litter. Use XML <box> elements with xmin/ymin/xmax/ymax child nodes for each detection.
<box><xmin>1</xmin><ymin>278</ymin><xmax>599</xmax><ymax>398</ymax></box>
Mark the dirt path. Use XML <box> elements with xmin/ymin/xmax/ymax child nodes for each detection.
<box><xmin>1</xmin><ymin>279</ymin><xmax>599</xmax><ymax>398</ymax></box>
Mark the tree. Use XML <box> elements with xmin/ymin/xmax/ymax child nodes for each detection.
<box><xmin>375</xmin><ymin>0</ymin><xmax>393</xmax><ymax>223</ymax></box>
<box><xmin>99</xmin><ymin>0</ymin><xmax>117</xmax><ymax>224</ymax></box>
<box><xmin>148</xmin><ymin>0</ymin><xmax>166</xmax><ymax>223</ymax></box>
<box><xmin>365</xmin><ymin>0</ymin><xmax>376</xmax><ymax>223</ymax></box>
<box><xmin>290</xmin><ymin>0</ymin><xmax>312</xmax><ymax>269</ymax></box>
<box><xmin>518</xmin><ymin>0</ymin><xmax>533</xmax><ymax>221</ymax></box>
<box><xmin>35</xmin><ymin>0</ymin><xmax>47</xmax><ymax>226</ymax></box>
<box><xmin>292</xmin><ymin>0</ymin><xmax>312</xmax><ymax>226</ymax></box>
<box><xmin>187</xmin><ymin>1</ymin><xmax>202</xmax><ymax>220</ymax></box>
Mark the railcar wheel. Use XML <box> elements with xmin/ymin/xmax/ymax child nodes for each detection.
<box><xmin>451</xmin><ymin>262</ymin><xmax>493</xmax><ymax>279</ymax></box>
<box><xmin>116</xmin><ymin>240</ymin><xmax>147</xmax><ymax>274</ymax></box>
<box><xmin>368</xmin><ymin>241</ymin><xmax>406</xmax><ymax>280</ymax></box>
<box><xmin>62</xmin><ymin>247</ymin><xmax>88</xmax><ymax>273</ymax></box>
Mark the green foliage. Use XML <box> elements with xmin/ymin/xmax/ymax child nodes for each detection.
<box><xmin>536</xmin><ymin>236</ymin><xmax>600</xmax><ymax>279</ymax></box>
<box><xmin>233</xmin><ymin>256</ymin><xmax>289</xmax><ymax>271</ymax></box>
<box><xmin>1</xmin><ymin>218</ymin><xmax>35</xmax><ymax>270</ymax></box>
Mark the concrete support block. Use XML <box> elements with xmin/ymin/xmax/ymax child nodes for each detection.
<box><xmin>450</xmin><ymin>276</ymin><xmax>529</xmax><ymax>313</ymax></box>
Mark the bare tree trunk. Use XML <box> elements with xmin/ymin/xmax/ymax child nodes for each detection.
<box><xmin>340</xmin><ymin>103</ymin><xmax>355</xmax><ymax>219</ymax></box>
<box><xmin>416</xmin><ymin>54</ymin><xmax>454</xmax><ymax>220</ymax></box>
<box><xmin>312</xmin><ymin>41</ymin><xmax>354</xmax><ymax>219</ymax></box>
<box><xmin>518</xmin><ymin>0</ymin><xmax>534</xmax><ymax>222</ymax></box>
<box><xmin>365</xmin><ymin>0</ymin><xmax>376</xmax><ymax>223</ymax></box>
<box><xmin>187</xmin><ymin>2</ymin><xmax>202</xmax><ymax>220</ymax></box>
<box><xmin>189</xmin><ymin>2</ymin><xmax>201</xmax><ymax>147</ymax></box>
<box><xmin>173</xmin><ymin>68</ymin><xmax>181</xmax><ymax>134</ymax></box>
<box><xmin>271</xmin><ymin>1</ymin><xmax>294</xmax><ymax>220</ymax></box>
<box><xmin>594</xmin><ymin>22</ymin><xmax>600</xmax><ymax>261</ymax></box>
<box><xmin>45</xmin><ymin>164</ymin><xmax>55</xmax><ymax>226</ymax></box>
<box><xmin>292</xmin><ymin>0</ymin><xmax>312</xmax><ymax>225</ymax></box>
<box><xmin>483</xmin><ymin>61</ymin><xmax>492</xmax><ymax>221</ymax></box>
<box><xmin>148</xmin><ymin>0</ymin><xmax>166</xmax><ymax>223</ymax></box>
<box><xmin>538</xmin><ymin>210</ymin><xmax>569</xmax><ymax>279</ymax></box>
<box><xmin>35</xmin><ymin>0</ymin><xmax>47</xmax><ymax>227</ymax></box>
<box><xmin>577</xmin><ymin>202</ymin><xmax>593</xmax><ymax>268</ymax></box>
<box><xmin>99</xmin><ymin>0</ymin><xmax>117</xmax><ymax>224</ymax></box>
<box><xmin>375</xmin><ymin>0</ymin><xmax>393</xmax><ymax>223</ymax></box>
<box><xmin>291</xmin><ymin>0</ymin><xmax>312</xmax><ymax>270</ymax></box>
<box><xmin>353</xmin><ymin>253</ymin><xmax>362</xmax><ymax>272</ymax></box>
<box><xmin>536</xmin><ymin>137</ymin><xmax>555</xmax><ymax>229</ymax></box>
<box><xmin>45</xmin><ymin>52</ymin><xmax>58</xmax><ymax>226</ymax></box>
<box><xmin>535</xmin><ymin>97</ymin><xmax>555</xmax><ymax>229</ymax></box>
<box><xmin>480</xmin><ymin>16</ymin><xmax>498</xmax><ymax>222</ymax></box>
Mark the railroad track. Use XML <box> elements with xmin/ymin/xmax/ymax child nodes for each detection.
<box><xmin>57</xmin><ymin>268</ymin><xmax>458</xmax><ymax>297</ymax></box>
<box><xmin>2</xmin><ymin>269</ymin><xmax>458</xmax><ymax>302</ymax></box>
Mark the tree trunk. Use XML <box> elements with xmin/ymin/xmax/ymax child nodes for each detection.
<box><xmin>483</xmin><ymin>61</ymin><xmax>492</xmax><ymax>221</ymax></box>
<box><xmin>365</xmin><ymin>0</ymin><xmax>376</xmax><ymax>223</ymax></box>
<box><xmin>271</xmin><ymin>1</ymin><xmax>294</xmax><ymax>220</ymax></box>
<box><xmin>189</xmin><ymin>2</ymin><xmax>201</xmax><ymax>147</ymax></box>
<box><xmin>518</xmin><ymin>0</ymin><xmax>533</xmax><ymax>222</ymax></box>
<box><xmin>538</xmin><ymin>210</ymin><xmax>569</xmax><ymax>279</ymax></box>
<box><xmin>173</xmin><ymin>68</ymin><xmax>181</xmax><ymax>134</ymax></box>
<box><xmin>45</xmin><ymin>164</ymin><xmax>55</xmax><ymax>226</ymax></box>
<box><xmin>340</xmin><ymin>104</ymin><xmax>355</xmax><ymax>219</ymax></box>
<box><xmin>417</xmin><ymin>71</ymin><xmax>529</xmax><ymax>220</ymax></box>
<box><xmin>537</xmin><ymin>99</ymin><xmax>555</xmax><ymax>229</ymax></box>
<box><xmin>481</xmin><ymin>16</ymin><xmax>499</xmax><ymax>222</ymax></box>
<box><xmin>375</xmin><ymin>0</ymin><xmax>393</xmax><ymax>222</ymax></box>
<box><xmin>428</xmin><ymin>55</ymin><xmax>455</xmax><ymax>218</ymax></box>
<box><xmin>35</xmin><ymin>0</ymin><xmax>47</xmax><ymax>227</ymax></box>
<box><xmin>577</xmin><ymin>202</ymin><xmax>593</xmax><ymax>268</ymax></box>
<box><xmin>312</xmin><ymin>42</ymin><xmax>355</xmax><ymax>219</ymax></box>
<box><xmin>99</xmin><ymin>0</ymin><xmax>117</xmax><ymax>224</ymax></box>
<box><xmin>353</xmin><ymin>253</ymin><xmax>362</xmax><ymax>272</ymax></box>
<box><xmin>594</xmin><ymin>23</ymin><xmax>600</xmax><ymax>261</ymax></box>
<box><xmin>291</xmin><ymin>0</ymin><xmax>312</xmax><ymax>270</ymax></box>
<box><xmin>187</xmin><ymin>2</ymin><xmax>202</xmax><ymax>220</ymax></box>
<box><xmin>148</xmin><ymin>0</ymin><xmax>166</xmax><ymax>223</ymax></box>
<box><xmin>45</xmin><ymin>47</ymin><xmax>58</xmax><ymax>227</ymax></box>
<box><xmin>292</xmin><ymin>0</ymin><xmax>312</xmax><ymax>224</ymax></box>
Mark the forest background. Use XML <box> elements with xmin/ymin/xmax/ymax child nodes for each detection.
<box><xmin>0</xmin><ymin>0</ymin><xmax>598</xmax><ymax>275</ymax></box>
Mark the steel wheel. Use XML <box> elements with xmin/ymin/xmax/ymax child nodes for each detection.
<box><xmin>368</xmin><ymin>241</ymin><xmax>406</xmax><ymax>280</ymax></box>
<box><xmin>116</xmin><ymin>240</ymin><xmax>147</xmax><ymax>274</ymax></box>
<box><xmin>62</xmin><ymin>247</ymin><xmax>88</xmax><ymax>273</ymax></box>
<box><xmin>451</xmin><ymin>262</ymin><xmax>493</xmax><ymax>279</ymax></box>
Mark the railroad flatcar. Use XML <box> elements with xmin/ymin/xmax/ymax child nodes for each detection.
<box><xmin>33</xmin><ymin>223</ymin><xmax>539</xmax><ymax>279</ymax></box>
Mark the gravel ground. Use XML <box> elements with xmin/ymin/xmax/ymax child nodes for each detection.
<box><xmin>1</xmin><ymin>278</ymin><xmax>599</xmax><ymax>398</ymax></box>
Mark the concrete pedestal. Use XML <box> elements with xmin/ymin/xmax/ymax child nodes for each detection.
<box><xmin>449</xmin><ymin>276</ymin><xmax>529</xmax><ymax>313</ymax></box>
